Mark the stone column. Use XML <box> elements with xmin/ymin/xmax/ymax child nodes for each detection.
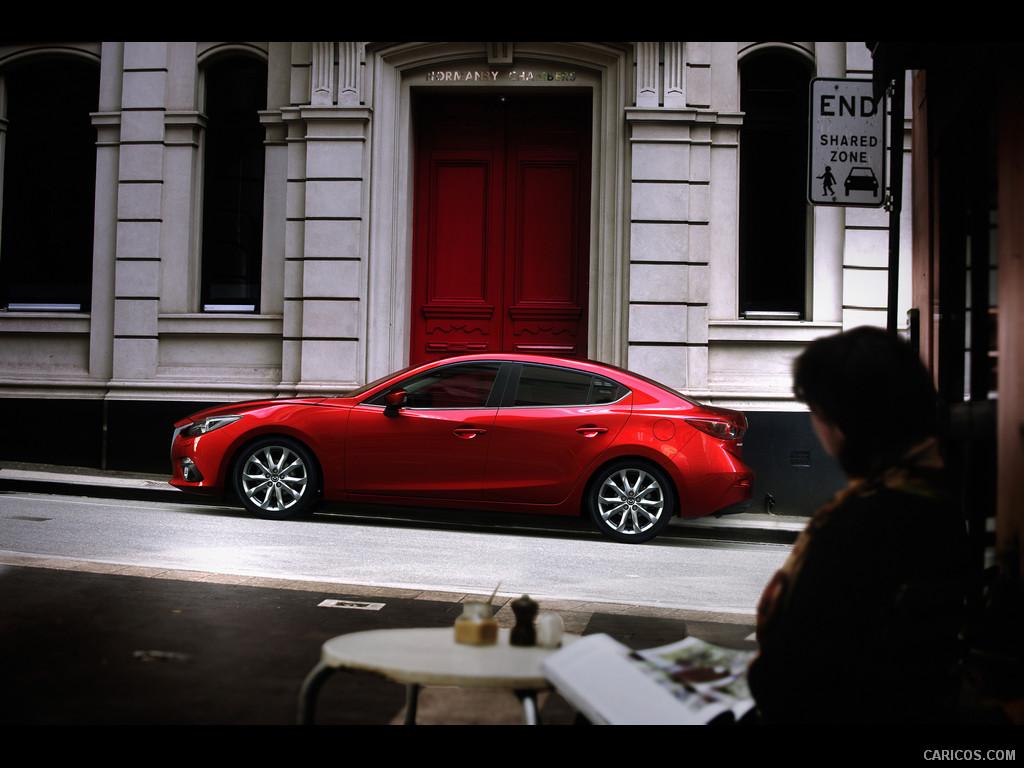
<box><xmin>88</xmin><ymin>42</ymin><xmax>124</xmax><ymax>382</ymax></box>
<box><xmin>283</xmin><ymin>43</ymin><xmax>370</xmax><ymax>393</ymax></box>
<box><xmin>110</xmin><ymin>42</ymin><xmax>176</xmax><ymax>382</ymax></box>
<box><xmin>625</xmin><ymin>42</ymin><xmax>711</xmax><ymax>394</ymax></box>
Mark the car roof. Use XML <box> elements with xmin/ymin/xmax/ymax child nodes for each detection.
<box><xmin>377</xmin><ymin>353</ymin><xmax>698</xmax><ymax>403</ymax></box>
<box><xmin>347</xmin><ymin>354</ymin><xmax>644</xmax><ymax>397</ymax></box>
<box><xmin>415</xmin><ymin>353</ymin><xmax>628</xmax><ymax>376</ymax></box>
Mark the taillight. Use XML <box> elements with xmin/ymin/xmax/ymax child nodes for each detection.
<box><xmin>685</xmin><ymin>419</ymin><xmax>745</xmax><ymax>440</ymax></box>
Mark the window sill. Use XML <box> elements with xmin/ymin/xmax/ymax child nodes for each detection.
<box><xmin>0</xmin><ymin>311</ymin><xmax>90</xmax><ymax>334</ymax></box>
<box><xmin>157</xmin><ymin>313</ymin><xmax>283</xmax><ymax>336</ymax></box>
<box><xmin>709</xmin><ymin>319</ymin><xmax>842</xmax><ymax>343</ymax></box>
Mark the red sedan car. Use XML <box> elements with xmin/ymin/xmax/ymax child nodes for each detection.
<box><xmin>170</xmin><ymin>354</ymin><xmax>753</xmax><ymax>543</ymax></box>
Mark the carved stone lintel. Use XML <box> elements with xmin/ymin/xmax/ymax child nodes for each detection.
<box><xmin>664</xmin><ymin>42</ymin><xmax>686</xmax><ymax>109</ymax></box>
<box><xmin>636</xmin><ymin>43</ymin><xmax>687</xmax><ymax>109</ymax></box>
<box><xmin>338</xmin><ymin>42</ymin><xmax>363</xmax><ymax>107</ymax></box>
<box><xmin>309</xmin><ymin>43</ymin><xmax>364</xmax><ymax>107</ymax></box>
<box><xmin>487</xmin><ymin>42</ymin><xmax>513</xmax><ymax>66</ymax></box>
<box><xmin>311</xmin><ymin>42</ymin><xmax>334</xmax><ymax>106</ymax></box>
<box><xmin>636</xmin><ymin>41</ymin><xmax>659</xmax><ymax>108</ymax></box>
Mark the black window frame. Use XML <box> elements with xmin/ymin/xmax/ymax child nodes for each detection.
<box><xmin>198</xmin><ymin>55</ymin><xmax>268</xmax><ymax>314</ymax></box>
<box><xmin>738</xmin><ymin>51</ymin><xmax>814</xmax><ymax>320</ymax></box>
<box><xmin>0</xmin><ymin>57</ymin><xmax>99</xmax><ymax>312</ymax></box>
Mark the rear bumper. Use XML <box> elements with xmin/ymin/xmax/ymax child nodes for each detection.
<box><xmin>713</xmin><ymin>497</ymin><xmax>754</xmax><ymax>516</ymax></box>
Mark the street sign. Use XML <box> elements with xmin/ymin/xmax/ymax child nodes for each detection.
<box><xmin>808</xmin><ymin>78</ymin><xmax>886</xmax><ymax>207</ymax></box>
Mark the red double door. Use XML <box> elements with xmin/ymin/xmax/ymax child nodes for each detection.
<box><xmin>411</xmin><ymin>93</ymin><xmax>591</xmax><ymax>364</ymax></box>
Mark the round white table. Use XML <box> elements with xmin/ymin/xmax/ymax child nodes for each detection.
<box><xmin>297</xmin><ymin>627</ymin><xmax>576</xmax><ymax>724</ymax></box>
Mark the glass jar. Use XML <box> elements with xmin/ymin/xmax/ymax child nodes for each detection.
<box><xmin>454</xmin><ymin>600</ymin><xmax>498</xmax><ymax>646</ymax></box>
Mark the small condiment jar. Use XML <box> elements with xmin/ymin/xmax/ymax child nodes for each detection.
<box><xmin>536</xmin><ymin>612</ymin><xmax>564</xmax><ymax>648</ymax></box>
<box><xmin>454</xmin><ymin>600</ymin><xmax>498</xmax><ymax>646</ymax></box>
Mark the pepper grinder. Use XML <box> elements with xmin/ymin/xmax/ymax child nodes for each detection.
<box><xmin>510</xmin><ymin>594</ymin><xmax>538</xmax><ymax>646</ymax></box>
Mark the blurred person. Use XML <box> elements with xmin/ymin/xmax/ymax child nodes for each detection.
<box><xmin>748</xmin><ymin>326</ymin><xmax>969</xmax><ymax>723</ymax></box>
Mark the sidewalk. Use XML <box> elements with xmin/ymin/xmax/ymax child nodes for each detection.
<box><xmin>0</xmin><ymin>460</ymin><xmax>798</xmax><ymax>725</ymax></box>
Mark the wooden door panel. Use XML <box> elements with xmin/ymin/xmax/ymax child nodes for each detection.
<box><xmin>506</xmin><ymin>156</ymin><xmax>584</xmax><ymax>356</ymax></box>
<box><xmin>412</xmin><ymin>94</ymin><xmax>590</xmax><ymax>363</ymax></box>
<box><xmin>419</xmin><ymin>157</ymin><xmax>501</xmax><ymax>354</ymax></box>
<box><xmin>428</xmin><ymin>162</ymin><xmax>490</xmax><ymax>303</ymax></box>
<box><xmin>515</xmin><ymin>161</ymin><xmax>578</xmax><ymax>303</ymax></box>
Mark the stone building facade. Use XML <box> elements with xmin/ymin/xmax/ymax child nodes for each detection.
<box><xmin>0</xmin><ymin>42</ymin><xmax>909</xmax><ymax>513</ymax></box>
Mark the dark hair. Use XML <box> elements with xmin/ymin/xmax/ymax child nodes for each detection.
<box><xmin>793</xmin><ymin>326</ymin><xmax>939</xmax><ymax>477</ymax></box>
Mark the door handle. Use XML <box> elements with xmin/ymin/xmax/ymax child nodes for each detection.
<box><xmin>576</xmin><ymin>426</ymin><xmax>609</xmax><ymax>438</ymax></box>
<box><xmin>453</xmin><ymin>427</ymin><xmax>487</xmax><ymax>439</ymax></box>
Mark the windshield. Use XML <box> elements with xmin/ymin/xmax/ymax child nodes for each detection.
<box><xmin>341</xmin><ymin>365</ymin><xmax>419</xmax><ymax>399</ymax></box>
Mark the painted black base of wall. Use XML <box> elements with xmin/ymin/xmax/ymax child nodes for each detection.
<box><xmin>742</xmin><ymin>411</ymin><xmax>846</xmax><ymax>517</ymax></box>
<box><xmin>1</xmin><ymin>399</ymin><xmax>106</xmax><ymax>469</ymax></box>
<box><xmin>0</xmin><ymin>398</ymin><xmax>218</xmax><ymax>475</ymax></box>
<box><xmin>105</xmin><ymin>400</ymin><xmax>221</xmax><ymax>474</ymax></box>
<box><xmin>2</xmin><ymin>399</ymin><xmax>846</xmax><ymax>516</ymax></box>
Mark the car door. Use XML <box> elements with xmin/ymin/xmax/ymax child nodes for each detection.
<box><xmin>482</xmin><ymin>363</ymin><xmax>631</xmax><ymax>504</ymax></box>
<box><xmin>343</xmin><ymin>362</ymin><xmax>502</xmax><ymax>500</ymax></box>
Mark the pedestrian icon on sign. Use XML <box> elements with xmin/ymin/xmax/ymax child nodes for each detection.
<box><xmin>816</xmin><ymin>165</ymin><xmax>836</xmax><ymax>197</ymax></box>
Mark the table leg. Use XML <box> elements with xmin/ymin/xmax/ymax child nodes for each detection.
<box><xmin>297</xmin><ymin>661</ymin><xmax>333</xmax><ymax>725</ymax></box>
<box><xmin>404</xmin><ymin>683</ymin><xmax>421</xmax><ymax>725</ymax></box>
<box><xmin>515</xmin><ymin>690</ymin><xmax>541</xmax><ymax>725</ymax></box>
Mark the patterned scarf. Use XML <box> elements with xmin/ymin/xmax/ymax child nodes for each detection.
<box><xmin>755</xmin><ymin>438</ymin><xmax>945</xmax><ymax>644</ymax></box>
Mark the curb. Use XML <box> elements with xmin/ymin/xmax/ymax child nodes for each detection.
<box><xmin>0</xmin><ymin>461</ymin><xmax>806</xmax><ymax>541</ymax></box>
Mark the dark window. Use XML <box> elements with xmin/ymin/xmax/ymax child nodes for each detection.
<box><xmin>0</xmin><ymin>59</ymin><xmax>99</xmax><ymax>310</ymax></box>
<box><xmin>200</xmin><ymin>57</ymin><xmax>267</xmax><ymax>312</ymax></box>
<box><xmin>371</xmin><ymin>363</ymin><xmax>501</xmax><ymax>409</ymax></box>
<box><xmin>589</xmin><ymin>376</ymin><xmax>630</xmax><ymax>405</ymax></box>
<box><xmin>738</xmin><ymin>53</ymin><xmax>812</xmax><ymax>319</ymax></box>
<box><xmin>512</xmin><ymin>365</ymin><xmax>628</xmax><ymax>407</ymax></box>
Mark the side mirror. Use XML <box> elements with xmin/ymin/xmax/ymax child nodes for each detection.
<box><xmin>384</xmin><ymin>390</ymin><xmax>407</xmax><ymax>418</ymax></box>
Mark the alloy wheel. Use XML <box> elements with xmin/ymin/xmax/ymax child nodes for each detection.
<box><xmin>240</xmin><ymin>444</ymin><xmax>310</xmax><ymax>514</ymax></box>
<box><xmin>591</xmin><ymin>463</ymin><xmax>673</xmax><ymax>542</ymax></box>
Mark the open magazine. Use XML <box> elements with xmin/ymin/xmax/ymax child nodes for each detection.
<box><xmin>541</xmin><ymin>633</ymin><xmax>757</xmax><ymax>725</ymax></box>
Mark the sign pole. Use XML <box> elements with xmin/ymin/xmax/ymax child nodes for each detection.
<box><xmin>886</xmin><ymin>76</ymin><xmax>904</xmax><ymax>338</ymax></box>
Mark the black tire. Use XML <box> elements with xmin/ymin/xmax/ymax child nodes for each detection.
<box><xmin>234</xmin><ymin>437</ymin><xmax>319</xmax><ymax>520</ymax></box>
<box><xmin>587</xmin><ymin>460</ymin><xmax>675</xmax><ymax>543</ymax></box>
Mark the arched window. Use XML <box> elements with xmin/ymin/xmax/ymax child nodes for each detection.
<box><xmin>738</xmin><ymin>52</ymin><xmax>813</xmax><ymax>319</ymax></box>
<box><xmin>199</xmin><ymin>56</ymin><xmax>267</xmax><ymax>312</ymax></box>
<box><xmin>0</xmin><ymin>58</ymin><xmax>99</xmax><ymax>311</ymax></box>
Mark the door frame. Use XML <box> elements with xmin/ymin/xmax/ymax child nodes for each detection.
<box><xmin>363</xmin><ymin>42</ymin><xmax>632</xmax><ymax>381</ymax></box>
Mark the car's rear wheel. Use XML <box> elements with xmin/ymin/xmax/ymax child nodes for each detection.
<box><xmin>587</xmin><ymin>460</ymin><xmax>674</xmax><ymax>543</ymax></box>
<box><xmin>234</xmin><ymin>437</ymin><xmax>318</xmax><ymax>520</ymax></box>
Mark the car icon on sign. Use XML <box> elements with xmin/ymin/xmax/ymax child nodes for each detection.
<box><xmin>844</xmin><ymin>166</ymin><xmax>879</xmax><ymax>196</ymax></box>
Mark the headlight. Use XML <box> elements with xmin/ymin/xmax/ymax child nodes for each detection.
<box><xmin>180</xmin><ymin>415</ymin><xmax>242</xmax><ymax>438</ymax></box>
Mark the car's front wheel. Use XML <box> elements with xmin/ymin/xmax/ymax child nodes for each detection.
<box><xmin>587</xmin><ymin>460</ymin><xmax>674</xmax><ymax>543</ymax></box>
<box><xmin>234</xmin><ymin>437</ymin><xmax>319</xmax><ymax>520</ymax></box>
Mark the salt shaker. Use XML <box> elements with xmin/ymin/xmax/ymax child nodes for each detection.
<box><xmin>536</xmin><ymin>612</ymin><xmax>564</xmax><ymax>648</ymax></box>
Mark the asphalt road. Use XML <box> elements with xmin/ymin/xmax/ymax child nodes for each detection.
<box><xmin>0</xmin><ymin>468</ymin><xmax>786</xmax><ymax>726</ymax></box>
<box><xmin>0</xmin><ymin>466</ymin><xmax>1015</xmax><ymax>740</ymax></box>
<box><xmin>0</xmin><ymin>489</ymin><xmax>792</xmax><ymax>615</ymax></box>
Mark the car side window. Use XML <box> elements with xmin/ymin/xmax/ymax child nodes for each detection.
<box><xmin>589</xmin><ymin>376</ymin><xmax>630</xmax><ymax>404</ymax></box>
<box><xmin>512</xmin><ymin>365</ymin><xmax>629</xmax><ymax>407</ymax></box>
<box><xmin>368</xmin><ymin>363</ymin><xmax>500</xmax><ymax>409</ymax></box>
